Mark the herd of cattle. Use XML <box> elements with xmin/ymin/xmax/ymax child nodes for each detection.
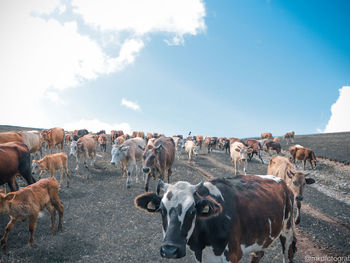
<box><xmin>0</xmin><ymin>128</ymin><xmax>319</xmax><ymax>262</ymax></box>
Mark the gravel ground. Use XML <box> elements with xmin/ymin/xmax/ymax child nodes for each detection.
<box><xmin>0</xmin><ymin>126</ymin><xmax>349</xmax><ymax>262</ymax></box>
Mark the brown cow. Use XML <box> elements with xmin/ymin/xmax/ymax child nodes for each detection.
<box><xmin>98</xmin><ymin>134</ymin><xmax>108</xmax><ymax>152</ymax></box>
<box><xmin>32</xmin><ymin>153</ymin><xmax>70</xmax><ymax>188</ymax></box>
<box><xmin>268</xmin><ymin>156</ymin><xmax>315</xmax><ymax>224</ymax></box>
<box><xmin>196</xmin><ymin>135</ymin><xmax>203</xmax><ymax>150</ymax></box>
<box><xmin>137</xmin><ymin>131</ymin><xmax>145</xmax><ymax>139</ymax></box>
<box><xmin>19</xmin><ymin>130</ymin><xmax>42</xmax><ymax>158</ymax></box>
<box><xmin>261</xmin><ymin>132</ymin><xmax>273</xmax><ymax>139</ymax></box>
<box><xmin>142</xmin><ymin>137</ymin><xmax>175</xmax><ymax>193</ymax></box>
<box><xmin>69</xmin><ymin>135</ymin><xmax>97</xmax><ymax>173</ymax></box>
<box><xmin>42</xmin><ymin>128</ymin><xmax>64</xmax><ymax>154</ymax></box>
<box><xmin>0</xmin><ymin>177</ymin><xmax>64</xmax><ymax>250</ymax></box>
<box><xmin>114</xmin><ymin>135</ymin><xmax>126</xmax><ymax>146</ymax></box>
<box><xmin>0</xmin><ymin>132</ymin><xmax>23</xmax><ymax>144</ymax></box>
<box><xmin>204</xmin><ymin>136</ymin><xmax>216</xmax><ymax>154</ymax></box>
<box><xmin>263</xmin><ymin>140</ymin><xmax>281</xmax><ymax>155</ymax></box>
<box><xmin>290</xmin><ymin>147</ymin><xmax>317</xmax><ymax>170</ymax></box>
<box><xmin>283</xmin><ymin>131</ymin><xmax>295</xmax><ymax>145</ymax></box>
<box><xmin>245</xmin><ymin>139</ymin><xmax>264</xmax><ymax>163</ymax></box>
<box><xmin>135</xmin><ymin>175</ymin><xmax>296</xmax><ymax>262</ymax></box>
<box><xmin>65</xmin><ymin>132</ymin><xmax>72</xmax><ymax>146</ymax></box>
<box><xmin>131</xmin><ymin>131</ymin><xmax>138</xmax><ymax>138</ymax></box>
<box><xmin>0</xmin><ymin>142</ymin><xmax>36</xmax><ymax>191</ymax></box>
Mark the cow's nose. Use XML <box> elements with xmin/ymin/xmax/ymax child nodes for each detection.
<box><xmin>110</xmin><ymin>161</ymin><xmax>115</xmax><ymax>166</ymax></box>
<box><xmin>143</xmin><ymin>167</ymin><xmax>150</xmax><ymax>173</ymax></box>
<box><xmin>296</xmin><ymin>196</ymin><xmax>303</xmax><ymax>201</ymax></box>
<box><xmin>160</xmin><ymin>245</ymin><xmax>179</xmax><ymax>259</ymax></box>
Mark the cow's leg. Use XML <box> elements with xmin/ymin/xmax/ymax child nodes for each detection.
<box><xmin>258</xmin><ymin>151</ymin><xmax>264</xmax><ymax>164</ymax></box>
<box><xmin>46</xmin><ymin>203</ymin><xmax>56</xmax><ymax>234</ymax></box>
<box><xmin>295</xmin><ymin>200</ymin><xmax>301</xmax><ymax>224</ymax></box>
<box><xmin>38</xmin><ymin>170</ymin><xmax>45</xmax><ymax>179</ymax></box>
<box><xmin>280</xmin><ymin>226</ymin><xmax>296</xmax><ymax>263</ymax></box>
<box><xmin>1</xmin><ymin>217</ymin><xmax>19</xmax><ymax>250</ymax></box>
<box><xmin>167</xmin><ymin>168</ymin><xmax>172</xmax><ymax>183</ymax></box>
<box><xmin>126</xmin><ymin>163</ymin><xmax>135</xmax><ymax>189</ymax></box>
<box><xmin>8</xmin><ymin>177</ymin><xmax>19</xmax><ymax>192</ymax></box>
<box><xmin>50</xmin><ymin>195</ymin><xmax>64</xmax><ymax>232</ymax></box>
<box><xmin>28</xmin><ymin>213</ymin><xmax>38</xmax><ymax>246</ymax></box>
<box><xmin>303</xmin><ymin>160</ymin><xmax>306</xmax><ymax>170</ymax></box>
<box><xmin>308</xmin><ymin>159</ymin><xmax>314</xmax><ymax>169</ymax></box>
<box><xmin>144</xmin><ymin>173</ymin><xmax>151</xmax><ymax>192</ymax></box>
<box><xmin>249</xmin><ymin>251</ymin><xmax>264</xmax><ymax>263</ymax></box>
<box><xmin>243</xmin><ymin>160</ymin><xmax>247</xmax><ymax>175</ymax></box>
<box><xmin>64</xmin><ymin>164</ymin><xmax>70</xmax><ymax>187</ymax></box>
<box><xmin>75</xmin><ymin>157</ymin><xmax>80</xmax><ymax>171</ymax></box>
<box><xmin>59</xmin><ymin>168</ymin><xmax>63</xmax><ymax>188</ymax></box>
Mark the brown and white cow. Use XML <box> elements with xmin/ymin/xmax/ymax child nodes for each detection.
<box><xmin>290</xmin><ymin>147</ymin><xmax>317</xmax><ymax>170</ymax></box>
<box><xmin>70</xmin><ymin>135</ymin><xmax>97</xmax><ymax>173</ymax></box>
<box><xmin>245</xmin><ymin>139</ymin><xmax>264</xmax><ymax>163</ymax></box>
<box><xmin>268</xmin><ymin>156</ymin><xmax>315</xmax><ymax>224</ymax></box>
<box><xmin>230</xmin><ymin>141</ymin><xmax>253</xmax><ymax>175</ymax></box>
<box><xmin>0</xmin><ymin>132</ymin><xmax>24</xmax><ymax>144</ymax></box>
<box><xmin>135</xmin><ymin>175</ymin><xmax>296</xmax><ymax>263</ymax></box>
<box><xmin>110</xmin><ymin>137</ymin><xmax>146</xmax><ymax>188</ymax></box>
<box><xmin>283</xmin><ymin>131</ymin><xmax>295</xmax><ymax>145</ymax></box>
<box><xmin>19</xmin><ymin>130</ymin><xmax>42</xmax><ymax>158</ymax></box>
<box><xmin>261</xmin><ymin>132</ymin><xmax>273</xmax><ymax>139</ymax></box>
<box><xmin>32</xmin><ymin>153</ymin><xmax>70</xmax><ymax>188</ymax></box>
<box><xmin>98</xmin><ymin>134</ymin><xmax>108</xmax><ymax>152</ymax></box>
<box><xmin>42</xmin><ymin>128</ymin><xmax>65</xmax><ymax>154</ymax></box>
<box><xmin>141</xmin><ymin>137</ymin><xmax>175</xmax><ymax>193</ymax></box>
<box><xmin>184</xmin><ymin>140</ymin><xmax>198</xmax><ymax>162</ymax></box>
<box><xmin>204</xmin><ymin>136</ymin><xmax>216</xmax><ymax>154</ymax></box>
<box><xmin>0</xmin><ymin>142</ymin><xmax>36</xmax><ymax>191</ymax></box>
<box><xmin>71</xmin><ymin>129</ymin><xmax>89</xmax><ymax>141</ymax></box>
<box><xmin>0</xmin><ymin>177</ymin><xmax>64</xmax><ymax>250</ymax></box>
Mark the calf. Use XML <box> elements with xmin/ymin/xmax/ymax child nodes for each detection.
<box><xmin>0</xmin><ymin>177</ymin><xmax>64</xmax><ymax>250</ymax></box>
<box><xmin>264</xmin><ymin>140</ymin><xmax>281</xmax><ymax>155</ymax></box>
<box><xmin>230</xmin><ymin>141</ymin><xmax>253</xmax><ymax>175</ymax></box>
<box><xmin>268</xmin><ymin>156</ymin><xmax>315</xmax><ymax>224</ymax></box>
<box><xmin>184</xmin><ymin>140</ymin><xmax>198</xmax><ymax>162</ymax></box>
<box><xmin>142</xmin><ymin>137</ymin><xmax>175</xmax><ymax>192</ymax></box>
<box><xmin>32</xmin><ymin>153</ymin><xmax>70</xmax><ymax>188</ymax></box>
<box><xmin>111</xmin><ymin>137</ymin><xmax>146</xmax><ymax>188</ymax></box>
<box><xmin>135</xmin><ymin>175</ymin><xmax>296</xmax><ymax>263</ymax></box>
<box><xmin>70</xmin><ymin>135</ymin><xmax>97</xmax><ymax>173</ymax></box>
<box><xmin>42</xmin><ymin>128</ymin><xmax>65</xmax><ymax>154</ymax></box>
<box><xmin>291</xmin><ymin>147</ymin><xmax>317</xmax><ymax>170</ymax></box>
<box><xmin>0</xmin><ymin>142</ymin><xmax>36</xmax><ymax>191</ymax></box>
<box><xmin>98</xmin><ymin>134</ymin><xmax>108</xmax><ymax>152</ymax></box>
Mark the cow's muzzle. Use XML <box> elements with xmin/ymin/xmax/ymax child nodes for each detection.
<box><xmin>110</xmin><ymin>161</ymin><xmax>115</xmax><ymax>166</ymax></box>
<box><xmin>143</xmin><ymin>167</ymin><xmax>150</xmax><ymax>173</ymax></box>
<box><xmin>160</xmin><ymin>244</ymin><xmax>185</xmax><ymax>259</ymax></box>
<box><xmin>296</xmin><ymin>196</ymin><xmax>303</xmax><ymax>201</ymax></box>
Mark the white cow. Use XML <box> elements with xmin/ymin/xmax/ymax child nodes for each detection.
<box><xmin>184</xmin><ymin>140</ymin><xmax>198</xmax><ymax>162</ymax></box>
<box><xmin>230</xmin><ymin>141</ymin><xmax>253</xmax><ymax>175</ymax></box>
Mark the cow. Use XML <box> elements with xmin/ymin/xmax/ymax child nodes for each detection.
<box><xmin>273</xmin><ymin>137</ymin><xmax>280</xmax><ymax>143</ymax></box>
<box><xmin>134</xmin><ymin>175</ymin><xmax>296</xmax><ymax>263</ymax></box>
<box><xmin>18</xmin><ymin>130</ymin><xmax>42</xmax><ymax>159</ymax></box>
<box><xmin>230</xmin><ymin>141</ymin><xmax>253</xmax><ymax>175</ymax></box>
<box><xmin>70</xmin><ymin>135</ymin><xmax>97</xmax><ymax>173</ymax></box>
<box><xmin>71</xmin><ymin>129</ymin><xmax>89</xmax><ymax>141</ymax></box>
<box><xmin>283</xmin><ymin>131</ymin><xmax>295</xmax><ymax>145</ymax></box>
<box><xmin>0</xmin><ymin>142</ymin><xmax>36</xmax><ymax>191</ymax></box>
<box><xmin>42</xmin><ymin>128</ymin><xmax>65</xmax><ymax>154</ymax></box>
<box><xmin>110</xmin><ymin>137</ymin><xmax>146</xmax><ymax>188</ymax></box>
<box><xmin>204</xmin><ymin>136</ymin><xmax>215</xmax><ymax>154</ymax></box>
<box><xmin>153</xmin><ymin>133</ymin><xmax>159</xmax><ymax>138</ymax></box>
<box><xmin>263</xmin><ymin>140</ymin><xmax>281</xmax><ymax>155</ymax></box>
<box><xmin>245</xmin><ymin>139</ymin><xmax>264</xmax><ymax>163</ymax></box>
<box><xmin>261</xmin><ymin>132</ymin><xmax>273</xmax><ymax>139</ymax></box>
<box><xmin>131</xmin><ymin>131</ymin><xmax>138</xmax><ymax>138</ymax></box>
<box><xmin>268</xmin><ymin>156</ymin><xmax>315</xmax><ymax>224</ymax></box>
<box><xmin>196</xmin><ymin>135</ymin><xmax>203</xmax><ymax>150</ymax></box>
<box><xmin>65</xmin><ymin>132</ymin><xmax>72</xmax><ymax>146</ymax></box>
<box><xmin>98</xmin><ymin>134</ymin><xmax>108</xmax><ymax>152</ymax></box>
<box><xmin>0</xmin><ymin>132</ymin><xmax>24</xmax><ymax>144</ymax></box>
<box><xmin>114</xmin><ymin>135</ymin><xmax>126</xmax><ymax>146</ymax></box>
<box><xmin>137</xmin><ymin>131</ymin><xmax>145</xmax><ymax>139</ymax></box>
<box><xmin>222</xmin><ymin>138</ymin><xmax>230</xmax><ymax>154</ymax></box>
<box><xmin>32</xmin><ymin>153</ymin><xmax>70</xmax><ymax>188</ymax></box>
<box><xmin>171</xmin><ymin>136</ymin><xmax>182</xmax><ymax>160</ymax></box>
<box><xmin>146</xmin><ymin>133</ymin><xmax>153</xmax><ymax>142</ymax></box>
<box><xmin>97</xmin><ymin>130</ymin><xmax>106</xmax><ymax>135</ymax></box>
<box><xmin>290</xmin><ymin>147</ymin><xmax>317</xmax><ymax>170</ymax></box>
<box><xmin>185</xmin><ymin>140</ymin><xmax>198</xmax><ymax>162</ymax></box>
<box><xmin>0</xmin><ymin>177</ymin><xmax>64</xmax><ymax>250</ymax></box>
<box><xmin>229</xmin><ymin>137</ymin><xmax>241</xmax><ymax>144</ymax></box>
<box><xmin>110</xmin><ymin>130</ymin><xmax>118</xmax><ymax>144</ymax></box>
<box><xmin>141</xmin><ymin>137</ymin><xmax>175</xmax><ymax>193</ymax></box>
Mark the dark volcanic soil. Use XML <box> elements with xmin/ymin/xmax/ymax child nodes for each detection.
<box><xmin>0</xmin><ymin>126</ymin><xmax>349</xmax><ymax>262</ymax></box>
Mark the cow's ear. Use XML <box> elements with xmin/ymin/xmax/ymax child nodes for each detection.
<box><xmin>0</xmin><ymin>189</ymin><xmax>6</xmax><ymax>194</ymax></box>
<box><xmin>195</xmin><ymin>195</ymin><xmax>223</xmax><ymax>220</ymax></box>
<box><xmin>305</xmin><ymin>178</ymin><xmax>315</xmax><ymax>185</ymax></box>
<box><xmin>121</xmin><ymin>146</ymin><xmax>129</xmax><ymax>151</ymax></box>
<box><xmin>235</xmin><ymin>148</ymin><xmax>240</xmax><ymax>152</ymax></box>
<box><xmin>134</xmin><ymin>192</ymin><xmax>161</xmax><ymax>213</ymax></box>
<box><xmin>155</xmin><ymin>144</ymin><xmax>162</xmax><ymax>153</ymax></box>
<box><xmin>138</xmin><ymin>145</ymin><xmax>145</xmax><ymax>151</ymax></box>
<box><xmin>5</xmin><ymin>193</ymin><xmax>15</xmax><ymax>201</ymax></box>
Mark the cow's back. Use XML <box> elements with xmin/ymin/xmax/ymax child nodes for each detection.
<box><xmin>0</xmin><ymin>132</ymin><xmax>24</xmax><ymax>144</ymax></box>
<box><xmin>19</xmin><ymin>131</ymin><xmax>41</xmax><ymax>153</ymax></box>
<box><xmin>155</xmin><ymin>137</ymin><xmax>175</xmax><ymax>165</ymax></box>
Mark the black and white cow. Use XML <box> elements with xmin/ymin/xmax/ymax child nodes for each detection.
<box><xmin>135</xmin><ymin>175</ymin><xmax>296</xmax><ymax>263</ymax></box>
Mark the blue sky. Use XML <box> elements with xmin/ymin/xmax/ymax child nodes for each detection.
<box><xmin>1</xmin><ymin>0</ymin><xmax>349</xmax><ymax>137</ymax></box>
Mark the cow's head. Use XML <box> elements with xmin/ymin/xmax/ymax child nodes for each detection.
<box><xmin>31</xmin><ymin>160</ymin><xmax>42</xmax><ymax>174</ymax></box>
<box><xmin>235</xmin><ymin>145</ymin><xmax>253</xmax><ymax>161</ymax></box>
<box><xmin>0</xmin><ymin>189</ymin><xmax>15</xmax><ymax>214</ymax></box>
<box><xmin>110</xmin><ymin>145</ymin><xmax>129</xmax><ymax>166</ymax></box>
<box><xmin>288</xmin><ymin>170</ymin><xmax>315</xmax><ymax>201</ymax></box>
<box><xmin>142</xmin><ymin>144</ymin><xmax>162</xmax><ymax>174</ymax></box>
<box><xmin>70</xmin><ymin>141</ymin><xmax>78</xmax><ymax>157</ymax></box>
<box><xmin>135</xmin><ymin>180</ymin><xmax>223</xmax><ymax>259</ymax></box>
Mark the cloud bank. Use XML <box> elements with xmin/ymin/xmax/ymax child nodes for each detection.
<box><xmin>324</xmin><ymin>86</ymin><xmax>350</xmax><ymax>133</ymax></box>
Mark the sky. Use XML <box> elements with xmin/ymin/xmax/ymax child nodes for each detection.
<box><xmin>1</xmin><ymin>0</ymin><xmax>349</xmax><ymax>137</ymax></box>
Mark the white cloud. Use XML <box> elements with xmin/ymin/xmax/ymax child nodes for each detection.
<box><xmin>324</xmin><ymin>86</ymin><xmax>350</xmax><ymax>133</ymax></box>
<box><xmin>121</xmin><ymin>98</ymin><xmax>141</xmax><ymax>111</ymax></box>
<box><xmin>63</xmin><ymin>119</ymin><xmax>131</xmax><ymax>134</ymax></box>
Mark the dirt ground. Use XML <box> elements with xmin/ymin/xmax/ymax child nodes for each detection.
<box><xmin>0</xmin><ymin>126</ymin><xmax>349</xmax><ymax>262</ymax></box>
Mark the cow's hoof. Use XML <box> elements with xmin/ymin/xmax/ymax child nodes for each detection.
<box><xmin>295</xmin><ymin>217</ymin><xmax>300</xmax><ymax>225</ymax></box>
